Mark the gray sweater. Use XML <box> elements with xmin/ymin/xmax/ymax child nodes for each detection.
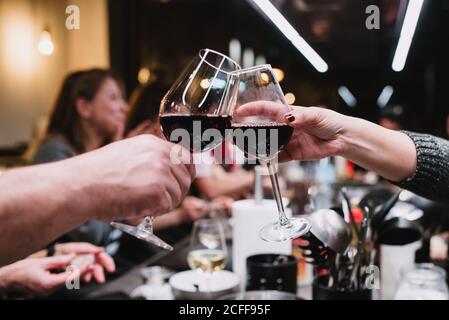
<box><xmin>397</xmin><ymin>131</ymin><xmax>449</xmax><ymax>203</ymax></box>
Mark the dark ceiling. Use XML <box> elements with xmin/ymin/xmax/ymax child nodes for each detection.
<box><xmin>109</xmin><ymin>0</ymin><xmax>449</xmax><ymax>135</ymax></box>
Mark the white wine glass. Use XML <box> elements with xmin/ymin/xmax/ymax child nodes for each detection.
<box><xmin>187</xmin><ymin>218</ymin><xmax>228</xmax><ymax>293</ymax></box>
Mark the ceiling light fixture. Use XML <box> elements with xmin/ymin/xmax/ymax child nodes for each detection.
<box><xmin>392</xmin><ymin>0</ymin><xmax>424</xmax><ymax>72</ymax></box>
<box><xmin>249</xmin><ymin>0</ymin><xmax>328</xmax><ymax>73</ymax></box>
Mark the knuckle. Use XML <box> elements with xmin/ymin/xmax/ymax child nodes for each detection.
<box><xmin>152</xmin><ymin>160</ymin><xmax>166</xmax><ymax>174</ymax></box>
<box><xmin>158</xmin><ymin>147</ymin><xmax>171</xmax><ymax>162</ymax></box>
<box><xmin>160</xmin><ymin>189</ymin><xmax>173</xmax><ymax>212</ymax></box>
<box><xmin>154</xmin><ymin>185</ymin><xmax>167</xmax><ymax>201</ymax></box>
<box><xmin>153</xmin><ymin>182</ymin><xmax>172</xmax><ymax>209</ymax></box>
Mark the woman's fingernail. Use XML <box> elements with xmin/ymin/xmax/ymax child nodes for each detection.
<box><xmin>284</xmin><ymin>113</ymin><xmax>295</xmax><ymax>122</ymax></box>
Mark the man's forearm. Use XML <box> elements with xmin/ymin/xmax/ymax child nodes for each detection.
<box><xmin>339</xmin><ymin>116</ymin><xmax>417</xmax><ymax>182</ymax></box>
<box><xmin>0</xmin><ymin>161</ymin><xmax>91</xmax><ymax>266</ymax></box>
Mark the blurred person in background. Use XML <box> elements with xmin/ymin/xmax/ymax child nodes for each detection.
<box><xmin>378</xmin><ymin>104</ymin><xmax>404</xmax><ymax>131</ymax></box>
<box><xmin>33</xmin><ymin>69</ymin><xmax>128</xmax><ymax>161</ymax></box>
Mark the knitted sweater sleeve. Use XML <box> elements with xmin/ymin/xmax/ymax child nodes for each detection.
<box><xmin>395</xmin><ymin>131</ymin><xmax>449</xmax><ymax>203</ymax></box>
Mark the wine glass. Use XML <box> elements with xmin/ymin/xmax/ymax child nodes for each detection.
<box><xmin>187</xmin><ymin>218</ymin><xmax>228</xmax><ymax>293</ymax></box>
<box><xmin>159</xmin><ymin>48</ymin><xmax>240</xmax><ymax>153</ymax></box>
<box><xmin>111</xmin><ymin>217</ymin><xmax>173</xmax><ymax>251</ymax></box>
<box><xmin>228</xmin><ymin>64</ymin><xmax>311</xmax><ymax>242</ymax></box>
<box><xmin>111</xmin><ymin>49</ymin><xmax>240</xmax><ymax>251</ymax></box>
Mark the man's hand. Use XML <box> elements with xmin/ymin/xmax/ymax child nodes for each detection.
<box><xmin>66</xmin><ymin>135</ymin><xmax>196</xmax><ymax>221</ymax></box>
<box><xmin>0</xmin><ymin>135</ymin><xmax>195</xmax><ymax>266</ymax></box>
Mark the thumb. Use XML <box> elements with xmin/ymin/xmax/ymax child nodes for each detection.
<box><xmin>283</xmin><ymin>106</ymin><xmax>322</xmax><ymax>128</ymax></box>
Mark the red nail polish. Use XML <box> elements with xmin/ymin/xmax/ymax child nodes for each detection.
<box><xmin>284</xmin><ymin>113</ymin><xmax>295</xmax><ymax>122</ymax></box>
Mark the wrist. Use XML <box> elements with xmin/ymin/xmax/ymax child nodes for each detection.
<box><xmin>54</xmin><ymin>154</ymin><xmax>99</xmax><ymax>222</ymax></box>
<box><xmin>333</xmin><ymin>114</ymin><xmax>355</xmax><ymax>158</ymax></box>
<box><xmin>336</xmin><ymin>116</ymin><xmax>417</xmax><ymax>181</ymax></box>
<box><xmin>392</xmin><ymin>131</ymin><xmax>418</xmax><ymax>180</ymax></box>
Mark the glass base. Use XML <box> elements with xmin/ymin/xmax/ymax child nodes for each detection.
<box><xmin>111</xmin><ymin>221</ymin><xmax>173</xmax><ymax>251</ymax></box>
<box><xmin>259</xmin><ymin>217</ymin><xmax>311</xmax><ymax>242</ymax></box>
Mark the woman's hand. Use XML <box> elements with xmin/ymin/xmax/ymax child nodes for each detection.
<box><xmin>179</xmin><ymin>196</ymin><xmax>208</xmax><ymax>222</ymax></box>
<box><xmin>0</xmin><ymin>254</ymin><xmax>80</xmax><ymax>296</ymax></box>
<box><xmin>235</xmin><ymin>101</ymin><xmax>347</xmax><ymax>162</ymax></box>
<box><xmin>210</xmin><ymin>195</ymin><xmax>234</xmax><ymax>216</ymax></box>
<box><xmin>54</xmin><ymin>242</ymin><xmax>115</xmax><ymax>284</ymax></box>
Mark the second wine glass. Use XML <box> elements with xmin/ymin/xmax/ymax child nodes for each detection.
<box><xmin>159</xmin><ymin>48</ymin><xmax>240</xmax><ymax>153</ymax></box>
<box><xmin>228</xmin><ymin>64</ymin><xmax>311</xmax><ymax>242</ymax></box>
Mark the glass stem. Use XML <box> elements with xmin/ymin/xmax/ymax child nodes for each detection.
<box><xmin>267</xmin><ymin>161</ymin><xmax>290</xmax><ymax>227</ymax></box>
<box><xmin>139</xmin><ymin>216</ymin><xmax>154</xmax><ymax>232</ymax></box>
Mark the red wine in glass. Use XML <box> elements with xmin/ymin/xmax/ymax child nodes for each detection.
<box><xmin>160</xmin><ymin>114</ymin><xmax>232</xmax><ymax>153</ymax></box>
<box><xmin>231</xmin><ymin>122</ymin><xmax>293</xmax><ymax>159</ymax></box>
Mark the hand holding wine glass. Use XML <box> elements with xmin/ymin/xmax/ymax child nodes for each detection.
<box><xmin>109</xmin><ymin>135</ymin><xmax>194</xmax><ymax>251</ymax></box>
<box><xmin>227</xmin><ymin>64</ymin><xmax>311</xmax><ymax>242</ymax></box>
<box><xmin>234</xmin><ymin>102</ymin><xmax>348</xmax><ymax>162</ymax></box>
